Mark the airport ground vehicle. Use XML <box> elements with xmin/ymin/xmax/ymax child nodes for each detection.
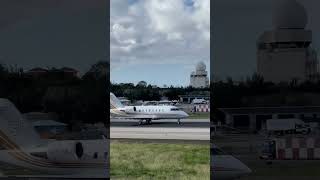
<box><xmin>266</xmin><ymin>118</ymin><xmax>311</xmax><ymax>136</ymax></box>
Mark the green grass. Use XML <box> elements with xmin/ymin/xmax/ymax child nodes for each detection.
<box><xmin>110</xmin><ymin>142</ymin><xmax>210</xmax><ymax>180</ymax></box>
<box><xmin>188</xmin><ymin>112</ymin><xmax>209</xmax><ymax>119</ymax></box>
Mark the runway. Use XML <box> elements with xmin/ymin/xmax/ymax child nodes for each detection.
<box><xmin>110</xmin><ymin>118</ymin><xmax>210</xmax><ymax>141</ymax></box>
<box><xmin>111</xmin><ymin>118</ymin><xmax>209</xmax><ymax>128</ymax></box>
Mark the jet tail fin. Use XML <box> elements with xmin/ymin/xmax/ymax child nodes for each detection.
<box><xmin>0</xmin><ymin>99</ymin><xmax>43</xmax><ymax>149</ymax></box>
<box><xmin>110</xmin><ymin>93</ymin><xmax>125</xmax><ymax>109</ymax></box>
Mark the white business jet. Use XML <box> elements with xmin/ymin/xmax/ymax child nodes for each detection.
<box><xmin>110</xmin><ymin>93</ymin><xmax>189</xmax><ymax>125</ymax></box>
<box><xmin>0</xmin><ymin>98</ymin><xmax>108</xmax><ymax>178</ymax></box>
<box><xmin>212</xmin><ymin>144</ymin><xmax>252</xmax><ymax>180</ymax></box>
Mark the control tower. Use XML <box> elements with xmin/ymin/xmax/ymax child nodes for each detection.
<box><xmin>257</xmin><ymin>0</ymin><xmax>318</xmax><ymax>83</ymax></box>
<box><xmin>190</xmin><ymin>61</ymin><xmax>209</xmax><ymax>88</ymax></box>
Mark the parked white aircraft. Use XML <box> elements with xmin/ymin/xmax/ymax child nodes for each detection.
<box><xmin>212</xmin><ymin>144</ymin><xmax>252</xmax><ymax>180</ymax></box>
<box><xmin>110</xmin><ymin>93</ymin><xmax>189</xmax><ymax>125</ymax></box>
<box><xmin>0</xmin><ymin>98</ymin><xmax>108</xmax><ymax>178</ymax></box>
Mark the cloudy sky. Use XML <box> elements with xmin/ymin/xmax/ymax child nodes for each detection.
<box><xmin>0</xmin><ymin>0</ymin><xmax>107</xmax><ymax>74</ymax></box>
<box><xmin>213</xmin><ymin>0</ymin><xmax>320</xmax><ymax>81</ymax></box>
<box><xmin>110</xmin><ymin>0</ymin><xmax>210</xmax><ymax>87</ymax></box>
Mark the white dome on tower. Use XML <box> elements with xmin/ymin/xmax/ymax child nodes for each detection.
<box><xmin>196</xmin><ymin>61</ymin><xmax>206</xmax><ymax>72</ymax></box>
<box><xmin>272</xmin><ymin>0</ymin><xmax>307</xmax><ymax>29</ymax></box>
<box><xmin>190</xmin><ymin>61</ymin><xmax>209</xmax><ymax>88</ymax></box>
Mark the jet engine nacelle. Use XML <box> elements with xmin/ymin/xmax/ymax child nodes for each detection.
<box><xmin>124</xmin><ymin>106</ymin><xmax>137</xmax><ymax>113</ymax></box>
<box><xmin>47</xmin><ymin>141</ymin><xmax>84</xmax><ymax>162</ymax></box>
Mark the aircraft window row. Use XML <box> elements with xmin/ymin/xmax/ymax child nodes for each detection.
<box><xmin>93</xmin><ymin>152</ymin><xmax>108</xmax><ymax>160</ymax></box>
<box><xmin>138</xmin><ymin>109</ymin><xmax>165</xmax><ymax>112</ymax></box>
<box><xmin>170</xmin><ymin>108</ymin><xmax>179</xmax><ymax>111</ymax></box>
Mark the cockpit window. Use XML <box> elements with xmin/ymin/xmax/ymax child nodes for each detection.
<box><xmin>211</xmin><ymin>148</ymin><xmax>227</xmax><ymax>155</ymax></box>
<box><xmin>170</xmin><ymin>108</ymin><xmax>179</xmax><ymax>111</ymax></box>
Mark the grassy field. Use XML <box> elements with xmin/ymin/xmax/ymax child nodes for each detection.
<box><xmin>110</xmin><ymin>142</ymin><xmax>210</xmax><ymax>180</ymax></box>
<box><xmin>188</xmin><ymin>112</ymin><xmax>209</xmax><ymax>119</ymax></box>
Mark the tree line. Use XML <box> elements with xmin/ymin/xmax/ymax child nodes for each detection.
<box><xmin>213</xmin><ymin>73</ymin><xmax>320</xmax><ymax>108</ymax></box>
<box><xmin>0</xmin><ymin>61</ymin><xmax>107</xmax><ymax>129</ymax></box>
<box><xmin>110</xmin><ymin>81</ymin><xmax>210</xmax><ymax>102</ymax></box>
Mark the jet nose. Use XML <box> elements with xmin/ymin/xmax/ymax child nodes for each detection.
<box><xmin>240</xmin><ymin>164</ymin><xmax>252</xmax><ymax>176</ymax></box>
<box><xmin>183</xmin><ymin>112</ymin><xmax>189</xmax><ymax>118</ymax></box>
<box><xmin>244</xmin><ymin>166</ymin><xmax>252</xmax><ymax>174</ymax></box>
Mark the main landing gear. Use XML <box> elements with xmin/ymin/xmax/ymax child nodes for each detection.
<box><xmin>138</xmin><ymin>119</ymin><xmax>152</xmax><ymax>125</ymax></box>
<box><xmin>177</xmin><ymin>119</ymin><xmax>181</xmax><ymax>125</ymax></box>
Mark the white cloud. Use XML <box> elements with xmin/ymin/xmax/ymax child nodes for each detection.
<box><xmin>110</xmin><ymin>0</ymin><xmax>210</xmax><ymax>70</ymax></box>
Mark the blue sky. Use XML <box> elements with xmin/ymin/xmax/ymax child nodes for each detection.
<box><xmin>110</xmin><ymin>0</ymin><xmax>210</xmax><ymax>87</ymax></box>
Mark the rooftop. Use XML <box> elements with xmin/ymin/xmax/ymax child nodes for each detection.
<box><xmin>220</xmin><ymin>106</ymin><xmax>320</xmax><ymax>114</ymax></box>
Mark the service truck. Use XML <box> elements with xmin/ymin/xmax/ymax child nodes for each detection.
<box><xmin>266</xmin><ymin>118</ymin><xmax>311</xmax><ymax>135</ymax></box>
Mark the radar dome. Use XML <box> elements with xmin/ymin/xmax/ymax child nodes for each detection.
<box><xmin>196</xmin><ymin>62</ymin><xmax>206</xmax><ymax>71</ymax></box>
<box><xmin>272</xmin><ymin>0</ymin><xmax>307</xmax><ymax>29</ymax></box>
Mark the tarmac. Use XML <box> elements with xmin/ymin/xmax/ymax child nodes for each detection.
<box><xmin>213</xmin><ymin>132</ymin><xmax>320</xmax><ymax>180</ymax></box>
<box><xmin>110</xmin><ymin>118</ymin><xmax>210</xmax><ymax>141</ymax></box>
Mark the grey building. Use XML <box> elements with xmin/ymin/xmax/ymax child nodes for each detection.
<box><xmin>179</xmin><ymin>94</ymin><xmax>210</xmax><ymax>104</ymax></box>
<box><xmin>220</xmin><ymin>106</ymin><xmax>320</xmax><ymax>131</ymax></box>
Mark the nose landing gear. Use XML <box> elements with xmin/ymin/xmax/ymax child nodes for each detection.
<box><xmin>177</xmin><ymin>119</ymin><xmax>181</xmax><ymax>125</ymax></box>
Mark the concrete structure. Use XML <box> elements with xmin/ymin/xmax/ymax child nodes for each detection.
<box><xmin>118</xmin><ymin>97</ymin><xmax>131</xmax><ymax>106</ymax></box>
<box><xmin>61</xmin><ymin>67</ymin><xmax>79</xmax><ymax>77</ymax></box>
<box><xmin>274</xmin><ymin>137</ymin><xmax>320</xmax><ymax>160</ymax></box>
<box><xmin>32</xmin><ymin>120</ymin><xmax>67</xmax><ymax>139</ymax></box>
<box><xmin>26</xmin><ymin>67</ymin><xmax>48</xmax><ymax>77</ymax></box>
<box><xmin>190</xmin><ymin>61</ymin><xmax>209</xmax><ymax>88</ymax></box>
<box><xmin>179</xmin><ymin>94</ymin><xmax>210</xmax><ymax>104</ymax></box>
<box><xmin>220</xmin><ymin>106</ymin><xmax>320</xmax><ymax>131</ymax></box>
<box><xmin>257</xmin><ymin>0</ymin><xmax>319</xmax><ymax>83</ymax></box>
<box><xmin>195</xmin><ymin>104</ymin><xmax>210</xmax><ymax>112</ymax></box>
